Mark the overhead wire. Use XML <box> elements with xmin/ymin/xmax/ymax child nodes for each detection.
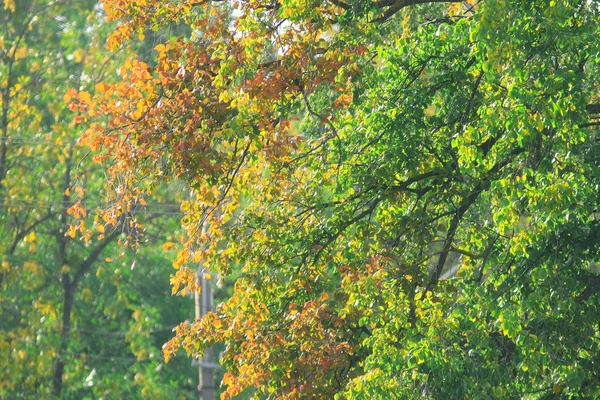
<box><xmin>0</xmin><ymin>137</ymin><xmax>187</xmax><ymax>215</ymax></box>
<box><xmin>0</xmin><ymin>202</ymin><xmax>183</xmax><ymax>215</ymax></box>
<box><xmin>0</xmin><ymin>197</ymin><xmax>184</xmax><ymax>215</ymax></box>
<box><xmin>68</xmin><ymin>325</ymin><xmax>177</xmax><ymax>336</ymax></box>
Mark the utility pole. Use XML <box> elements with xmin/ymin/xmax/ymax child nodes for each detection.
<box><xmin>194</xmin><ymin>269</ymin><xmax>216</xmax><ymax>400</ymax></box>
<box><xmin>193</xmin><ymin>220</ymin><xmax>217</xmax><ymax>400</ymax></box>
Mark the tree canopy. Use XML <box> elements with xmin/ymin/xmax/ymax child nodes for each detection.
<box><xmin>72</xmin><ymin>0</ymin><xmax>600</xmax><ymax>398</ymax></box>
<box><xmin>0</xmin><ymin>1</ymin><xmax>199</xmax><ymax>398</ymax></box>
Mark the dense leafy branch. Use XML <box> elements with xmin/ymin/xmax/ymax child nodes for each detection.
<box><xmin>73</xmin><ymin>0</ymin><xmax>600</xmax><ymax>398</ymax></box>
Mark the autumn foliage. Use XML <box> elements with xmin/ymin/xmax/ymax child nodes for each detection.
<box><xmin>71</xmin><ymin>0</ymin><xmax>600</xmax><ymax>398</ymax></box>
<box><xmin>0</xmin><ymin>1</ymin><xmax>198</xmax><ymax>397</ymax></box>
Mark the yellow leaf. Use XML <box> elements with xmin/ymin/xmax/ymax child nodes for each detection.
<box><xmin>105</xmin><ymin>257</ymin><xmax>112</xmax><ymax>262</ymax></box>
<box><xmin>425</xmin><ymin>104</ymin><xmax>436</xmax><ymax>117</ymax></box>
<box><xmin>14</xmin><ymin>44</ymin><xmax>28</xmax><ymax>60</ymax></box>
<box><xmin>68</xmin><ymin>225</ymin><xmax>77</xmax><ymax>238</ymax></box>
<box><xmin>4</xmin><ymin>0</ymin><xmax>15</xmax><ymax>13</ymax></box>
<box><xmin>448</xmin><ymin>2</ymin><xmax>462</xmax><ymax>16</ymax></box>
<box><xmin>95</xmin><ymin>82</ymin><xmax>108</xmax><ymax>93</ymax></box>
<box><xmin>222</xmin><ymin>372</ymin><xmax>235</xmax><ymax>386</ymax></box>
<box><xmin>73</xmin><ymin>48</ymin><xmax>85</xmax><ymax>63</ymax></box>
<box><xmin>81</xmin><ymin>288</ymin><xmax>93</xmax><ymax>301</ymax></box>
<box><xmin>218</xmin><ymin>91</ymin><xmax>231</xmax><ymax>103</ymax></box>
<box><xmin>131</xmin><ymin>109</ymin><xmax>143</xmax><ymax>120</ymax></box>
<box><xmin>79</xmin><ymin>91</ymin><xmax>92</xmax><ymax>104</ymax></box>
<box><xmin>96</xmin><ymin>224</ymin><xmax>105</xmax><ymax>233</ymax></box>
<box><xmin>26</xmin><ymin>231</ymin><xmax>36</xmax><ymax>242</ymax></box>
<box><xmin>162</xmin><ymin>242</ymin><xmax>174</xmax><ymax>251</ymax></box>
<box><xmin>24</xmin><ymin>261</ymin><xmax>39</xmax><ymax>273</ymax></box>
<box><xmin>64</xmin><ymin>188</ymin><xmax>70</xmax><ymax>196</ymax></box>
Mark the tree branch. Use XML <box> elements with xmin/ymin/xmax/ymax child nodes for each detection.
<box><xmin>576</xmin><ymin>275</ymin><xmax>600</xmax><ymax>304</ymax></box>
<box><xmin>8</xmin><ymin>211</ymin><xmax>55</xmax><ymax>255</ymax></box>
<box><xmin>586</xmin><ymin>103</ymin><xmax>600</xmax><ymax>114</ymax></box>
<box><xmin>72</xmin><ymin>228</ymin><xmax>121</xmax><ymax>289</ymax></box>
<box><xmin>375</xmin><ymin>0</ymin><xmax>464</xmax><ymax>23</ymax></box>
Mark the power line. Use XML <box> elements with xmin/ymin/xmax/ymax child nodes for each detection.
<box><xmin>5</xmin><ymin>198</ymin><xmax>181</xmax><ymax>207</ymax></box>
<box><xmin>68</xmin><ymin>325</ymin><xmax>177</xmax><ymax>336</ymax></box>
<box><xmin>0</xmin><ymin>139</ymin><xmax>80</xmax><ymax>146</ymax></box>
<box><xmin>0</xmin><ymin>201</ymin><xmax>183</xmax><ymax>215</ymax></box>
<box><xmin>0</xmin><ymin>135</ymin><xmax>83</xmax><ymax>145</ymax></box>
<box><xmin>0</xmin><ymin>313</ymin><xmax>179</xmax><ymax>337</ymax></box>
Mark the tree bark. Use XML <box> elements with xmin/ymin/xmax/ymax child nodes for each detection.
<box><xmin>53</xmin><ymin>279</ymin><xmax>74</xmax><ymax>397</ymax></box>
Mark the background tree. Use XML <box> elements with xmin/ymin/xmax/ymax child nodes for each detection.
<box><xmin>0</xmin><ymin>1</ymin><xmax>198</xmax><ymax>398</ymax></box>
<box><xmin>74</xmin><ymin>0</ymin><xmax>600</xmax><ymax>398</ymax></box>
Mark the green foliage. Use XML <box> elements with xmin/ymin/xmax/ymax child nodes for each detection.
<box><xmin>0</xmin><ymin>1</ymin><xmax>198</xmax><ymax>398</ymax></box>
<box><xmin>77</xmin><ymin>0</ymin><xmax>600</xmax><ymax>398</ymax></box>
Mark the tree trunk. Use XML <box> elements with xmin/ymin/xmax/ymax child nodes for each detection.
<box><xmin>53</xmin><ymin>279</ymin><xmax>74</xmax><ymax>398</ymax></box>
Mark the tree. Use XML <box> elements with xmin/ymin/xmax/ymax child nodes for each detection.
<box><xmin>75</xmin><ymin>0</ymin><xmax>600</xmax><ymax>398</ymax></box>
<box><xmin>0</xmin><ymin>1</ymin><xmax>198</xmax><ymax>398</ymax></box>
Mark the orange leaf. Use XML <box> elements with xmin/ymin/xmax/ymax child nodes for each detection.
<box><xmin>95</xmin><ymin>82</ymin><xmax>109</xmax><ymax>93</ymax></box>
